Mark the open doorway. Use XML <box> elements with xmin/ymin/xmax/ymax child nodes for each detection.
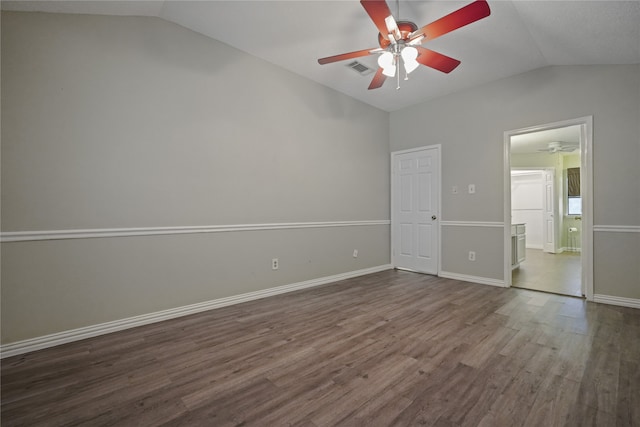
<box><xmin>503</xmin><ymin>117</ymin><xmax>593</xmax><ymax>300</ymax></box>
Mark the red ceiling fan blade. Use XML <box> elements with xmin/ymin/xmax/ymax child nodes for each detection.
<box><xmin>318</xmin><ymin>48</ymin><xmax>379</xmax><ymax>65</ymax></box>
<box><xmin>415</xmin><ymin>47</ymin><xmax>461</xmax><ymax>73</ymax></box>
<box><xmin>360</xmin><ymin>0</ymin><xmax>394</xmax><ymax>41</ymax></box>
<box><xmin>368</xmin><ymin>68</ymin><xmax>387</xmax><ymax>90</ymax></box>
<box><xmin>411</xmin><ymin>0</ymin><xmax>490</xmax><ymax>43</ymax></box>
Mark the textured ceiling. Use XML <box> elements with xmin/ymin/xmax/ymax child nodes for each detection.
<box><xmin>3</xmin><ymin>0</ymin><xmax>640</xmax><ymax>112</ymax></box>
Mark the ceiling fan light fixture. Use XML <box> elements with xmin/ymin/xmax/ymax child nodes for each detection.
<box><xmin>401</xmin><ymin>46</ymin><xmax>419</xmax><ymax>74</ymax></box>
<box><xmin>378</xmin><ymin>51</ymin><xmax>396</xmax><ymax>77</ymax></box>
<box><xmin>382</xmin><ymin>65</ymin><xmax>397</xmax><ymax>78</ymax></box>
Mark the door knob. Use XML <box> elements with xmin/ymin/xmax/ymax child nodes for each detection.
<box><xmin>432</xmin><ymin>215</ymin><xmax>437</xmax><ymax>220</ymax></box>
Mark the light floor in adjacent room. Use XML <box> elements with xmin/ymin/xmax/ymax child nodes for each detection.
<box><xmin>512</xmin><ymin>248</ymin><xmax>582</xmax><ymax>297</ymax></box>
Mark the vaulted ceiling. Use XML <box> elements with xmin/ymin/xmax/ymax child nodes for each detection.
<box><xmin>3</xmin><ymin>1</ymin><xmax>640</xmax><ymax>112</ymax></box>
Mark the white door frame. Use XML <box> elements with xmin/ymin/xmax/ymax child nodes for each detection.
<box><xmin>542</xmin><ymin>168</ymin><xmax>558</xmax><ymax>253</ymax></box>
<box><xmin>503</xmin><ymin>117</ymin><xmax>593</xmax><ymax>299</ymax></box>
<box><xmin>391</xmin><ymin>144</ymin><xmax>441</xmax><ymax>274</ymax></box>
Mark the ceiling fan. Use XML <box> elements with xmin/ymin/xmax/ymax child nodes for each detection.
<box><xmin>317</xmin><ymin>0</ymin><xmax>491</xmax><ymax>90</ymax></box>
<box><xmin>537</xmin><ymin>142</ymin><xmax>579</xmax><ymax>154</ymax></box>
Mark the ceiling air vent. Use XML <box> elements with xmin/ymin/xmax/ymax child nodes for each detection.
<box><xmin>346</xmin><ymin>60</ymin><xmax>374</xmax><ymax>76</ymax></box>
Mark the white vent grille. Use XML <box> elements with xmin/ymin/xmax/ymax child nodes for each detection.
<box><xmin>346</xmin><ymin>61</ymin><xmax>374</xmax><ymax>76</ymax></box>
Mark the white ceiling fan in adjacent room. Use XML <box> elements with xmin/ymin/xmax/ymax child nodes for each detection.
<box><xmin>537</xmin><ymin>141</ymin><xmax>579</xmax><ymax>154</ymax></box>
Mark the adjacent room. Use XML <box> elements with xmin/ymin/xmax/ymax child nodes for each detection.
<box><xmin>510</xmin><ymin>125</ymin><xmax>583</xmax><ymax>297</ymax></box>
<box><xmin>2</xmin><ymin>1</ymin><xmax>639</xmax><ymax>425</ymax></box>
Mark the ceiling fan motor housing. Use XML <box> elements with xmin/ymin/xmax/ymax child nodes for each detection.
<box><xmin>378</xmin><ymin>21</ymin><xmax>418</xmax><ymax>48</ymax></box>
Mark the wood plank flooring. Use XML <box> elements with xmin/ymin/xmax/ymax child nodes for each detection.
<box><xmin>512</xmin><ymin>249</ymin><xmax>582</xmax><ymax>297</ymax></box>
<box><xmin>2</xmin><ymin>270</ymin><xmax>639</xmax><ymax>426</ymax></box>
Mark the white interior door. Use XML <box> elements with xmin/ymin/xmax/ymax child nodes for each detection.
<box><xmin>392</xmin><ymin>147</ymin><xmax>440</xmax><ymax>274</ymax></box>
<box><xmin>543</xmin><ymin>169</ymin><xmax>556</xmax><ymax>253</ymax></box>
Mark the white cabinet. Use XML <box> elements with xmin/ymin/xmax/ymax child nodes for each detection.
<box><xmin>511</xmin><ymin>224</ymin><xmax>526</xmax><ymax>269</ymax></box>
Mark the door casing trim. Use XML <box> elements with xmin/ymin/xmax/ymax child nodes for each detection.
<box><xmin>503</xmin><ymin>116</ymin><xmax>593</xmax><ymax>300</ymax></box>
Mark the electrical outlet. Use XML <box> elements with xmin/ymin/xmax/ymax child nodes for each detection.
<box><xmin>353</xmin><ymin>249</ymin><xmax>358</xmax><ymax>258</ymax></box>
<box><xmin>468</xmin><ymin>251</ymin><xmax>476</xmax><ymax>261</ymax></box>
<box><xmin>468</xmin><ymin>184</ymin><xmax>476</xmax><ymax>194</ymax></box>
<box><xmin>272</xmin><ymin>258</ymin><xmax>279</xmax><ymax>270</ymax></box>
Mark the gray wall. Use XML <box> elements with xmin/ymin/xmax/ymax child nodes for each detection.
<box><xmin>3</xmin><ymin>11</ymin><xmax>638</xmax><ymax>345</ymax></box>
<box><xmin>391</xmin><ymin>65</ymin><xmax>640</xmax><ymax>298</ymax></box>
<box><xmin>1</xmin><ymin>12</ymin><xmax>390</xmax><ymax>343</ymax></box>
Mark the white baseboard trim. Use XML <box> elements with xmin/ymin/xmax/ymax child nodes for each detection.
<box><xmin>560</xmin><ymin>247</ymin><xmax>582</xmax><ymax>253</ymax></box>
<box><xmin>439</xmin><ymin>271</ymin><xmax>506</xmax><ymax>288</ymax></box>
<box><xmin>593</xmin><ymin>294</ymin><xmax>640</xmax><ymax>309</ymax></box>
<box><xmin>0</xmin><ymin>264</ymin><xmax>392</xmax><ymax>359</ymax></box>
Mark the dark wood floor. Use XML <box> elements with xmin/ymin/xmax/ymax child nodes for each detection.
<box><xmin>2</xmin><ymin>270</ymin><xmax>639</xmax><ymax>426</ymax></box>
